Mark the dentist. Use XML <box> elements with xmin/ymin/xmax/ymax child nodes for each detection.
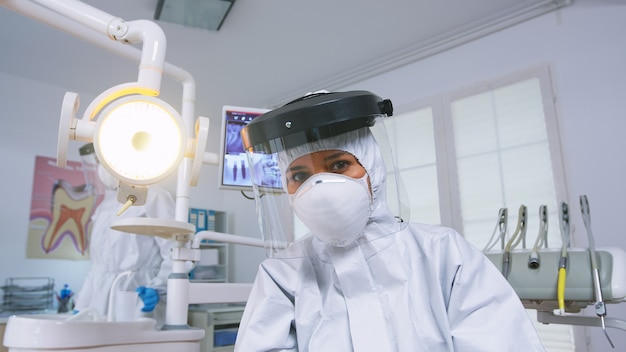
<box><xmin>234</xmin><ymin>90</ymin><xmax>545</xmax><ymax>351</ymax></box>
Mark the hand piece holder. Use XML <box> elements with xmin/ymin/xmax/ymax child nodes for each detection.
<box><xmin>485</xmin><ymin>246</ymin><xmax>625</xmax><ymax>347</ymax></box>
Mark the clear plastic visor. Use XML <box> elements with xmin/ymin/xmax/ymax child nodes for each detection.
<box><xmin>246</xmin><ymin>117</ymin><xmax>410</xmax><ymax>258</ymax></box>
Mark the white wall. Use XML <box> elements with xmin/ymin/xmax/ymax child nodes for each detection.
<box><xmin>341</xmin><ymin>2</ymin><xmax>626</xmax><ymax>351</ymax></box>
<box><xmin>0</xmin><ymin>72</ymin><xmax>266</xmax><ymax>309</ymax></box>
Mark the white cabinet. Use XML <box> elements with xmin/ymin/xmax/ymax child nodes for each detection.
<box><xmin>188</xmin><ymin>304</ymin><xmax>245</xmax><ymax>352</ymax></box>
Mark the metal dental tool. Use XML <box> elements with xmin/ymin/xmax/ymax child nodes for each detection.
<box><xmin>483</xmin><ymin>208</ymin><xmax>508</xmax><ymax>252</ymax></box>
<box><xmin>557</xmin><ymin>202</ymin><xmax>570</xmax><ymax>315</ymax></box>
<box><xmin>528</xmin><ymin>205</ymin><xmax>548</xmax><ymax>269</ymax></box>
<box><xmin>580</xmin><ymin>195</ymin><xmax>615</xmax><ymax>348</ymax></box>
<box><xmin>502</xmin><ymin>205</ymin><xmax>527</xmax><ymax>279</ymax></box>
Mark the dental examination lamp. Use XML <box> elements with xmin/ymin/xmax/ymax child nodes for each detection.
<box><xmin>37</xmin><ymin>0</ymin><xmax>207</xmax><ymax>214</ymax></box>
<box><xmin>58</xmin><ymin>92</ymin><xmax>192</xmax><ymax>214</ymax></box>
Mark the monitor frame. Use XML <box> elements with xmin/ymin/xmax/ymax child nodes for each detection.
<box><xmin>218</xmin><ymin>105</ymin><xmax>270</xmax><ymax>192</ymax></box>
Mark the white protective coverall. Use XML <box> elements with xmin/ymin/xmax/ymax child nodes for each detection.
<box><xmin>75</xmin><ymin>173</ymin><xmax>175</xmax><ymax>321</ymax></box>
<box><xmin>235</xmin><ymin>128</ymin><xmax>545</xmax><ymax>351</ymax></box>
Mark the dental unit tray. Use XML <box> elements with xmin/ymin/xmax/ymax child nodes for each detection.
<box><xmin>485</xmin><ymin>247</ymin><xmax>626</xmax><ymax>311</ymax></box>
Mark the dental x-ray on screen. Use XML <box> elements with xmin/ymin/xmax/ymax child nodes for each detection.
<box><xmin>219</xmin><ymin>106</ymin><xmax>281</xmax><ymax>191</ymax></box>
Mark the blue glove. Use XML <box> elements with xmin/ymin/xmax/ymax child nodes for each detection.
<box><xmin>136</xmin><ymin>286</ymin><xmax>159</xmax><ymax>312</ymax></box>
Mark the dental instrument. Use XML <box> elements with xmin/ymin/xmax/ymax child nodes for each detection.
<box><xmin>557</xmin><ymin>202</ymin><xmax>570</xmax><ymax>315</ymax></box>
<box><xmin>482</xmin><ymin>201</ymin><xmax>626</xmax><ymax>342</ymax></box>
<box><xmin>580</xmin><ymin>195</ymin><xmax>615</xmax><ymax>348</ymax></box>
<box><xmin>483</xmin><ymin>208</ymin><xmax>508</xmax><ymax>252</ymax></box>
<box><xmin>502</xmin><ymin>205</ymin><xmax>527</xmax><ymax>279</ymax></box>
<box><xmin>528</xmin><ymin>205</ymin><xmax>548</xmax><ymax>269</ymax></box>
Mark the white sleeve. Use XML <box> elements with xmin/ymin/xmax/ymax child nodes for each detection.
<box><xmin>235</xmin><ymin>263</ymin><xmax>298</xmax><ymax>352</ymax></box>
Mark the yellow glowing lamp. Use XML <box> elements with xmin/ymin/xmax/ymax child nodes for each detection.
<box><xmin>93</xmin><ymin>95</ymin><xmax>186</xmax><ymax>186</ymax></box>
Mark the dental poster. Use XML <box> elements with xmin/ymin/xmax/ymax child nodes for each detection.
<box><xmin>27</xmin><ymin>156</ymin><xmax>103</xmax><ymax>259</ymax></box>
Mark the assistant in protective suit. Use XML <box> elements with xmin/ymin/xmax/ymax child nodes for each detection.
<box><xmin>74</xmin><ymin>152</ymin><xmax>175</xmax><ymax>325</ymax></box>
<box><xmin>234</xmin><ymin>91</ymin><xmax>545</xmax><ymax>351</ymax></box>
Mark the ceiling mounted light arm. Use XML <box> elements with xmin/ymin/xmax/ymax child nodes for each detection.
<box><xmin>32</xmin><ymin>0</ymin><xmax>166</xmax><ymax>96</ymax></box>
<box><xmin>4</xmin><ymin>0</ymin><xmax>184</xmax><ymax>98</ymax></box>
<box><xmin>113</xmin><ymin>19</ymin><xmax>166</xmax><ymax>96</ymax></box>
<box><xmin>30</xmin><ymin>0</ymin><xmax>114</xmax><ymax>32</ymax></box>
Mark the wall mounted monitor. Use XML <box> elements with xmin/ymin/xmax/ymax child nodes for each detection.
<box><xmin>218</xmin><ymin>105</ymin><xmax>275</xmax><ymax>191</ymax></box>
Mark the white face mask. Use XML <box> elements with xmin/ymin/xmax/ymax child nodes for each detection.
<box><xmin>97</xmin><ymin>164</ymin><xmax>119</xmax><ymax>190</ymax></box>
<box><xmin>290</xmin><ymin>173</ymin><xmax>372</xmax><ymax>247</ymax></box>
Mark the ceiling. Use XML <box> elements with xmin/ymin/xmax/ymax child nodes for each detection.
<box><xmin>0</xmin><ymin>0</ymin><xmax>571</xmax><ymax>115</ymax></box>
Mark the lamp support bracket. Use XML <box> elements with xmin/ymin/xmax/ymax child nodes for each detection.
<box><xmin>107</xmin><ymin>17</ymin><xmax>128</xmax><ymax>40</ymax></box>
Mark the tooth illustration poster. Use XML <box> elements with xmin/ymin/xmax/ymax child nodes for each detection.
<box><xmin>27</xmin><ymin>156</ymin><xmax>104</xmax><ymax>259</ymax></box>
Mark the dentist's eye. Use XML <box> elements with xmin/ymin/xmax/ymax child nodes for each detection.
<box><xmin>291</xmin><ymin>171</ymin><xmax>310</xmax><ymax>183</ymax></box>
<box><xmin>331</xmin><ymin>160</ymin><xmax>348</xmax><ymax>171</ymax></box>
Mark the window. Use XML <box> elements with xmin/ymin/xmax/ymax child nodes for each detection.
<box><xmin>447</xmin><ymin>72</ymin><xmax>566</xmax><ymax>248</ymax></box>
<box><xmin>386</xmin><ymin>65</ymin><xmax>576</xmax><ymax>352</ymax></box>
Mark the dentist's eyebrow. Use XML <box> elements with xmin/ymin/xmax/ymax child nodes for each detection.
<box><xmin>285</xmin><ymin>164</ymin><xmax>308</xmax><ymax>177</ymax></box>
<box><xmin>323</xmin><ymin>151</ymin><xmax>350</xmax><ymax>162</ymax></box>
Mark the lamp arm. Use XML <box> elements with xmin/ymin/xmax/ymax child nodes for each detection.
<box><xmin>179</xmin><ymin>75</ymin><xmax>197</xmax><ymax>136</ymax></box>
<box><xmin>33</xmin><ymin>0</ymin><xmax>167</xmax><ymax>94</ymax></box>
<box><xmin>116</xmin><ymin>19</ymin><xmax>167</xmax><ymax>94</ymax></box>
<box><xmin>31</xmin><ymin>0</ymin><xmax>115</xmax><ymax>34</ymax></box>
<box><xmin>1</xmin><ymin>0</ymin><xmax>194</xmax><ymax>112</ymax></box>
<box><xmin>192</xmin><ymin>230</ymin><xmax>267</xmax><ymax>249</ymax></box>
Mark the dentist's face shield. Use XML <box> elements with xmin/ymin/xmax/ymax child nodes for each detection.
<box><xmin>242</xmin><ymin>91</ymin><xmax>410</xmax><ymax>257</ymax></box>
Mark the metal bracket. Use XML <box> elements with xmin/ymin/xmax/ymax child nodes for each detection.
<box><xmin>537</xmin><ymin>310</ymin><xmax>626</xmax><ymax>331</ymax></box>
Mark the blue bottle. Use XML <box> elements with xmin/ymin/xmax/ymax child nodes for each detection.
<box><xmin>57</xmin><ymin>284</ymin><xmax>73</xmax><ymax>313</ymax></box>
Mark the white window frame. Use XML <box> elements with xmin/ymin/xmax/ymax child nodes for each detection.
<box><xmin>437</xmin><ymin>64</ymin><xmax>569</xmax><ymax>233</ymax></box>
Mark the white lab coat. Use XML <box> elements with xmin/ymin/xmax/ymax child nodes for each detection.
<box><xmin>74</xmin><ymin>186</ymin><xmax>175</xmax><ymax>319</ymax></box>
<box><xmin>235</xmin><ymin>222</ymin><xmax>545</xmax><ymax>351</ymax></box>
